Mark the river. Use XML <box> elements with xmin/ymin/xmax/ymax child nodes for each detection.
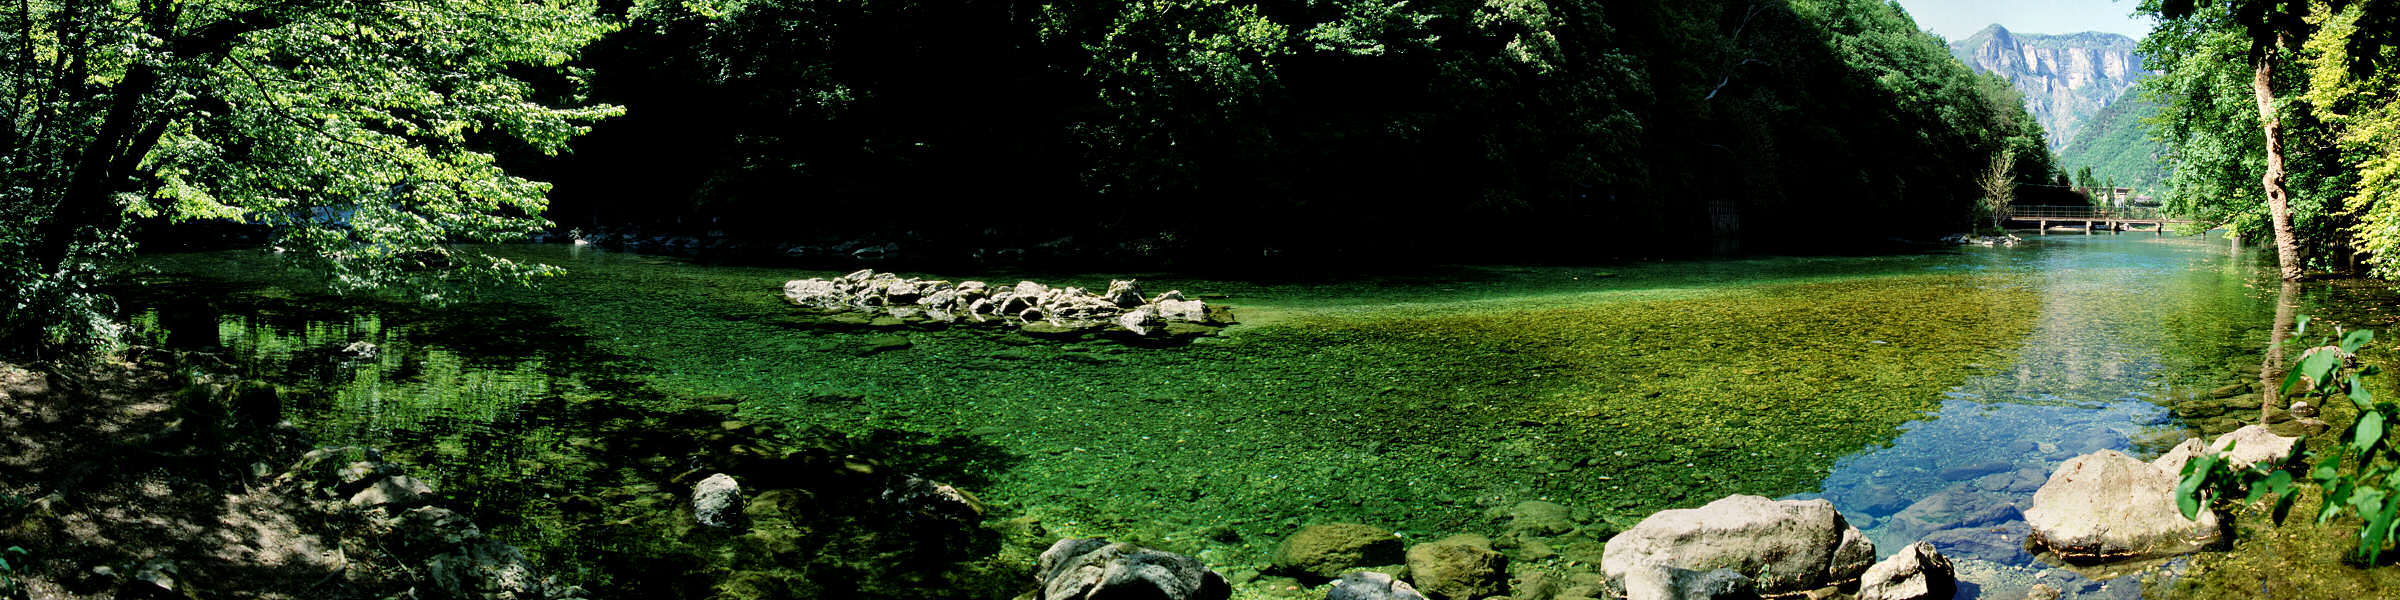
<box><xmin>115</xmin><ymin>232</ymin><xmax>2316</xmax><ymax>599</ymax></box>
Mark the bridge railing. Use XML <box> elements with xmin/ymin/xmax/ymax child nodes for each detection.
<box><xmin>2003</xmin><ymin>205</ymin><xmax>2169</xmax><ymax>220</ymax></box>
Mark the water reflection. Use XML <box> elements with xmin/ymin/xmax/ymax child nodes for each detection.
<box><xmin>1806</xmin><ymin>235</ymin><xmax>2273</xmax><ymax>599</ymax></box>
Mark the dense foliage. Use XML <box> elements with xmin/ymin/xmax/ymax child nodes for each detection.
<box><xmin>1</xmin><ymin>0</ymin><xmax>626</xmax><ymax>355</ymax></box>
<box><xmin>2141</xmin><ymin>0</ymin><xmax>2400</xmax><ymax>276</ymax></box>
<box><xmin>3</xmin><ymin>0</ymin><xmax>2051</xmax><ymax>355</ymax></box>
<box><xmin>544</xmin><ymin>0</ymin><xmax>2051</xmax><ymax>265</ymax></box>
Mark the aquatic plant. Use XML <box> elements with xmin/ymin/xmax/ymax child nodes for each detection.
<box><xmin>2177</xmin><ymin>316</ymin><xmax>2400</xmax><ymax>562</ymax></box>
<box><xmin>0</xmin><ymin>546</ymin><xmax>25</xmax><ymax>599</ymax></box>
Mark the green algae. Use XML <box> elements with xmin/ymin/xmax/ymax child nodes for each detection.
<box><xmin>107</xmin><ymin>234</ymin><xmax>2316</xmax><ymax>598</ymax></box>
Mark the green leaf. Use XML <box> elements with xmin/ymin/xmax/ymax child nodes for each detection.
<box><xmin>2356</xmin><ymin>411</ymin><xmax>2386</xmax><ymax>455</ymax></box>
<box><xmin>2364</xmin><ymin>489</ymin><xmax>2400</xmax><ymax>563</ymax></box>
<box><xmin>2343</xmin><ymin>328</ymin><xmax>2374</xmax><ymax>354</ymax></box>
<box><xmin>2267</xmin><ymin>469</ymin><xmax>2294</xmax><ymax>494</ymax></box>
<box><xmin>2282</xmin><ymin>364</ymin><xmax>2309</xmax><ymax>395</ymax></box>
<box><xmin>2322</xmin><ymin>481</ymin><xmax>2356</xmax><ymax>524</ymax></box>
<box><xmin>2350</xmin><ymin>373</ymin><xmax>2375</xmax><ymax>410</ymax></box>
<box><xmin>2302</xmin><ymin>348</ymin><xmax>2343</xmax><ymax>386</ymax></box>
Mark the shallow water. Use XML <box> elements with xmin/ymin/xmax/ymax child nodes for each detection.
<box><xmin>117</xmin><ymin>232</ymin><xmax>2290</xmax><ymax>598</ymax></box>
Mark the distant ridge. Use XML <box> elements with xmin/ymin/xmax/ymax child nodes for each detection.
<box><xmin>1947</xmin><ymin>24</ymin><xmax>2147</xmax><ymax>151</ymax></box>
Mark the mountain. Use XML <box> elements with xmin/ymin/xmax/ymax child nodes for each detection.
<box><xmin>2056</xmin><ymin>94</ymin><xmax>2169</xmax><ymax>191</ymax></box>
<box><xmin>1948</xmin><ymin>24</ymin><xmax>2146</xmax><ymax>150</ymax></box>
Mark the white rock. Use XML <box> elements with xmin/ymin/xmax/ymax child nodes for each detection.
<box><xmin>2025</xmin><ymin>450</ymin><xmax>2219</xmax><ymax>562</ymax></box>
<box><xmin>1600</xmin><ymin>494</ymin><xmax>1873</xmax><ymax>594</ymax></box>
<box><xmin>692</xmin><ymin>473</ymin><xmax>744</xmax><ymax>530</ymax></box>
<box><xmin>1857</xmin><ymin>541</ymin><xmax>1955</xmax><ymax>600</ymax></box>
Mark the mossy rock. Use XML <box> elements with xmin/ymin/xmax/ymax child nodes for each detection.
<box><xmin>1272</xmin><ymin>523</ymin><xmax>1405</xmax><ymax>579</ymax></box>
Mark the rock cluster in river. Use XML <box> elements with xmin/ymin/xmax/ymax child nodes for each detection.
<box><xmin>783</xmin><ymin>269</ymin><xmax>1231</xmax><ymax>336</ymax></box>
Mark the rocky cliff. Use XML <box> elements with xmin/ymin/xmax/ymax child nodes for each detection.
<box><xmin>1949</xmin><ymin>24</ymin><xmax>2147</xmax><ymax>150</ymax></box>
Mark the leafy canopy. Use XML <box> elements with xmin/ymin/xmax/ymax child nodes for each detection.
<box><xmin>1</xmin><ymin>0</ymin><xmax>636</xmax><ymax>353</ymax></box>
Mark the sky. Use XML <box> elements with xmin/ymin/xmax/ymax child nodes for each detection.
<box><xmin>1888</xmin><ymin>0</ymin><xmax>2157</xmax><ymax>41</ymax></box>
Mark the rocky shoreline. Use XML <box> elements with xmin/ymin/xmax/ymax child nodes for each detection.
<box><xmin>782</xmin><ymin>270</ymin><xmax>1236</xmax><ymax>338</ymax></box>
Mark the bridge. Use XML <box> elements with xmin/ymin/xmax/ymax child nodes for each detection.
<box><xmin>2002</xmin><ymin>205</ymin><xmax>2194</xmax><ymax>234</ymax></box>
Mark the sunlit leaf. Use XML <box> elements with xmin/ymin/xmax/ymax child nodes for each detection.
<box><xmin>2356</xmin><ymin>411</ymin><xmax>2386</xmax><ymax>455</ymax></box>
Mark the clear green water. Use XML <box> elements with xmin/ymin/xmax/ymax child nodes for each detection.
<box><xmin>116</xmin><ymin>233</ymin><xmax>2290</xmax><ymax>598</ymax></box>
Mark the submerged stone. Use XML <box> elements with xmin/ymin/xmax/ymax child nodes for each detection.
<box><xmin>1274</xmin><ymin>523</ymin><xmax>1404</xmax><ymax>579</ymax></box>
<box><xmin>1404</xmin><ymin>535</ymin><xmax>1507</xmax><ymax>600</ymax></box>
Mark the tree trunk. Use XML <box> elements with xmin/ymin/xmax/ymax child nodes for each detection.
<box><xmin>2264</xmin><ymin>279</ymin><xmax>2299</xmax><ymax>424</ymax></box>
<box><xmin>2252</xmin><ymin>41</ymin><xmax>2306</xmax><ymax>282</ymax></box>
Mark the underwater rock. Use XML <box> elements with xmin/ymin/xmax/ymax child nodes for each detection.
<box><xmin>693</xmin><ymin>473</ymin><xmax>746</xmax><ymax>530</ymax></box>
<box><xmin>2290</xmin><ymin>400</ymin><xmax>2318</xmax><ymax>418</ymax></box>
<box><xmin>1500</xmin><ymin>500</ymin><xmax>1578</xmax><ymax>537</ymax></box>
<box><xmin>2024</xmin><ymin>583</ymin><xmax>2062</xmax><ymax>600</ymax></box>
<box><xmin>2025</xmin><ymin>450</ymin><xmax>2219</xmax><ymax>563</ymax></box>
<box><xmin>428</xmin><ymin>538</ymin><xmax>571</xmax><ymax>600</ymax></box>
<box><xmin>1936</xmin><ymin>461</ymin><xmax>2014</xmax><ymax>480</ymax></box>
<box><xmin>1274</xmin><ymin>523</ymin><xmax>1405</xmax><ymax>579</ymax></box>
<box><xmin>1856</xmin><ymin>542</ymin><xmax>1955</xmax><ymax>600</ymax></box>
<box><xmin>880</xmin><ymin>474</ymin><xmax>984</xmax><ymax>526</ymax></box>
<box><xmin>1601</xmin><ymin>495</ymin><xmax>1873</xmax><ymax>595</ymax></box>
<box><xmin>1614</xmin><ymin>563</ymin><xmax>1754</xmax><ymax>600</ymax></box>
<box><xmin>1404</xmin><ymin>535</ymin><xmax>1508</xmax><ymax>600</ymax></box>
<box><xmin>1326</xmin><ymin>571</ymin><xmax>1429</xmax><ymax>600</ymax></box>
<box><xmin>1034</xmin><ymin>538</ymin><xmax>1231</xmax><ymax>600</ymax></box>
<box><xmin>1848</xmin><ymin>483</ymin><xmax>1912</xmax><ymax>517</ymax></box>
<box><xmin>1919</xmin><ymin>521</ymin><xmax>2032</xmax><ymax>567</ymax></box>
<box><xmin>381</xmin><ymin>506</ymin><xmax>484</xmax><ymax>550</ymax></box>
<box><xmin>348</xmin><ymin>475</ymin><xmax>433</xmax><ymax>508</ymax></box>
<box><xmin>1880</xmin><ymin>487</ymin><xmax>2021</xmax><ymax>548</ymax></box>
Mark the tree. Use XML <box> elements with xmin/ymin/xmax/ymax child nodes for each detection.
<box><xmin>1982</xmin><ymin>148</ymin><xmax>2016</xmax><ymax>230</ymax></box>
<box><xmin>2148</xmin><ymin>0</ymin><xmax>2384</xmax><ymax>279</ymax></box>
<box><xmin>2</xmin><ymin>0</ymin><xmax>627</xmax><ymax>355</ymax></box>
<box><xmin>2302</xmin><ymin>0</ymin><xmax>2400</xmax><ymax>277</ymax></box>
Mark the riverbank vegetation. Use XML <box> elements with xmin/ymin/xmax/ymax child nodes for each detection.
<box><xmin>2141</xmin><ymin>0</ymin><xmax>2400</xmax><ymax>279</ymax></box>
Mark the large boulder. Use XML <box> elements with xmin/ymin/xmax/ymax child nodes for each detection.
<box><xmin>1274</xmin><ymin>523</ymin><xmax>1404</xmax><ymax>579</ymax></box>
<box><xmin>692</xmin><ymin>473</ymin><xmax>745</xmax><ymax>530</ymax></box>
<box><xmin>1856</xmin><ymin>542</ymin><xmax>1955</xmax><ymax>600</ymax></box>
<box><xmin>1327</xmin><ymin>571</ymin><xmax>1430</xmax><ymax>600</ymax></box>
<box><xmin>2149</xmin><ymin>438</ymin><xmax>2209</xmax><ymax>476</ymax></box>
<box><xmin>1035</xmin><ymin>538</ymin><xmax>1230</xmax><ymax>600</ymax></box>
<box><xmin>2025</xmin><ymin>450</ymin><xmax>2220</xmax><ymax>563</ymax></box>
<box><xmin>1601</xmin><ymin>495</ymin><xmax>1874</xmax><ymax>595</ymax></box>
<box><xmin>1404</xmin><ymin>535</ymin><xmax>1508</xmax><ymax>600</ymax></box>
